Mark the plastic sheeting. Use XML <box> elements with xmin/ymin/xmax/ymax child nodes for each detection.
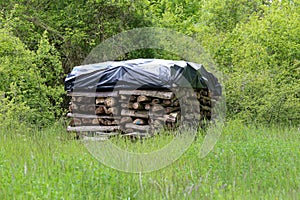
<box><xmin>64</xmin><ymin>59</ymin><xmax>222</xmax><ymax>96</ymax></box>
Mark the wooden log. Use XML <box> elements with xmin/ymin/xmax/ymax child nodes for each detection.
<box><xmin>144</xmin><ymin>103</ymin><xmax>151</xmax><ymax>110</ymax></box>
<box><xmin>133</xmin><ymin>118</ymin><xmax>147</xmax><ymax>125</ymax></box>
<box><xmin>200</xmin><ymin>105</ymin><xmax>211</xmax><ymax>112</ymax></box>
<box><xmin>121</xmin><ymin>109</ymin><xmax>149</xmax><ymax>118</ymax></box>
<box><xmin>151</xmin><ymin>119</ymin><xmax>164</xmax><ymax>128</ymax></box>
<box><xmin>121</xmin><ymin>102</ymin><xmax>133</xmax><ymax>109</ymax></box>
<box><xmin>132</xmin><ymin>102</ymin><xmax>144</xmax><ymax>110</ymax></box>
<box><xmin>119</xmin><ymin>90</ymin><xmax>174</xmax><ymax>99</ymax></box>
<box><xmin>165</xmin><ymin>107</ymin><xmax>180</xmax><ymax>114</ymax></box>
<box><xmin>152</xmin><ymin>98</ymin><xmax>161</xmax><ymax>104</ymax></box>
<box><xmin>173</xmin><ymin>100</ymin><xmax>180</xmax><ymax>107</ymax></box>
<box><xmin>96</xmin><ymin>97</ymin><xmax>105</xmax><ymax>105</ymax></box>
<box><xmin>137</xmin><ymin>95</ymin><xmax>151</xmax><ymax>102</ymax></box>
<box><xmin>120</xmin><ymin>95</ymin><xmax>128</xmax><ymax>100</ymax></box>
<box><xmin>124</xmin><ymin>128</ymin><xmax>134</xmax><ymax>134</ymax></box>
<box><xmin>79</xmin><ymin>105</ymin><xmax>95</xmax><ymax>112</ymax></box>
<box><xmin>67</xmin><ymin>126</ymin><xmax>120</xmax><ymax>132</ymax></box>
<box><xmin>69</xmin><ymin>118</ymin><xmax>82</xmax><ymax>126</ymax></box>
<box><xmin>67</xmin><ymin>113</ymin><xmax>119</xmax><ymax>119</ymax></box>
<box><xmin>69</xmin><ymin>103</ymin><xmax>79</xmax><ymax>112</ymax></box>
<box><xmin>95</xmin><ymin>105</ymin><xmax>108</xmax><ymax>115</ymax></box>
<box><xmin>151</xmin><ymin>112</ymin><xmax>180</xmax><ymax>123</ymax></box>
<box><xmin>92</xmin><ymin>119</ymin><xmax>100</xmax><ymax>125</ymax></box>
<box><xmin>67</xmin><ymin>91</ymin><xmax>119</xmax><ymax>97</ymax></box>
<box><xmin>120</xmin><ymin>117</ymin><xmax>133</xmax><ymax>124</ymax></box>
<box><xmin>111</xmin><ymin>119</ymin><xmax>120</xmax><ymax>125</ymax></box>
<box><xmin>125</xmin><ymin>124</ymin><xmax>151</xmax><ymax>132</ymax></box>
<box><xmin>151</xmin><ymin>104</ymin><xmax>164</xmax><ymax>112</ymax></box>
<box><xmin>104</xmin><ymin>97</ymin><xmax>117</xmax><ymax>107</ymax></box>
<box><xmin>162</xmin><ymin>99</ymin><xmax>172</xmax><ymax>106</ymax></box>
<box><xmin>129</xmin><ymin>95</ymin><xmax>137</xmax><ymax>102</ymax></box>
<box><xmin>106</xmin><ymin>107</ymin><xmax>119</xmax><ymax>115</ymax></box>
<box><xmin>82</xmin><ymin>118</ymin><xmax>93</xmax><ymax>124</ymax></box>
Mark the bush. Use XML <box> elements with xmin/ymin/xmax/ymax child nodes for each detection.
<box><xmin>0</xmin><ymin>28</ymin><xmax>64</xmax><ymax>128</ymax></box>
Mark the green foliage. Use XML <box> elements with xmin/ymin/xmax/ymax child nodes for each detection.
<box><xmin>215</xmin><ymin>2</ymin><xmax>300</xmax><ymax>124</ymax></box>
<box><xmin>0</xmin><ymin>28</ymin><xmax>64</xmax><ymax>127</ymax></box>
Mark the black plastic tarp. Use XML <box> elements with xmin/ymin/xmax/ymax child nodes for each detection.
<box><xmin>64</xmin><ymin>59</ymin><xmax>222</xmax><ymax>96</ymax></box>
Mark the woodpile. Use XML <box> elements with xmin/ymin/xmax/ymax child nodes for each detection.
<box><xmin>67</xmin><ymin>88</ymin><xmax>216</xmax><ymax>138</ymax></box>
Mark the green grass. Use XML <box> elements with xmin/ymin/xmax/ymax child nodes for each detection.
<box><xmin>0</xmin><ymin>120</ymin><xmax>299</xmax><ymax>199</ymax></box>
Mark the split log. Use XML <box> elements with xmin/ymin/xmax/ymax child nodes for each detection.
<box><xmin>104</xmin><ymin>97</ymin><xmax>117</xmax><ymax>107</ymax></box>
<box><xmin>96</xmin><ymin>97</ymin><xmax>105</xmax><ymax>105</ymax></box>
<box><xmin>137</xmin><ymin>95</ymin><xmax>151</xmax><ymax>102</ymax></box>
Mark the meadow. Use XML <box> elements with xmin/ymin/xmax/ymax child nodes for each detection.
<box><xmin>0</xmin><ymin>120</ymin><xmax>299</xmax><ymax>199</ymax></box>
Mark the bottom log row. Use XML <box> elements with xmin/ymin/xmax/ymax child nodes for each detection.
<box><xmin>67</xmin><ymin>89</ymin><xmax>215</xmax><ymax>138</ymax></box>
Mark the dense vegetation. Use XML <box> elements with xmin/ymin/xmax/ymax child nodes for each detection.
<box><xmin>0</xmin><ymin>1</ymin><xmax>299</xmax><ymax>199</ymax></box>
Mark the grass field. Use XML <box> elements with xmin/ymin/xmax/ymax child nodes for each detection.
<box><xmin>0</xmin><ymin>120</ymin><xmax>299</xmax><ymax>199</ymax></box>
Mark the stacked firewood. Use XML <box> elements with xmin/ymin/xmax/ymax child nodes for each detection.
<box><xmin>67</xmin><ymin>88</ymin><xmax>214</xmax><ymax>137</ymax></box>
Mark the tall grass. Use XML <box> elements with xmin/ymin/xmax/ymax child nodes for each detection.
<box><xmin>0</xmin><ymin>120</ymin><xmax>299</xmax><ymax>199</ymax></box>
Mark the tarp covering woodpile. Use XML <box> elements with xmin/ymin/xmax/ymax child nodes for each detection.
<box><xmin>64</xmin><ymin>59</ymin><xmax>221</xmax><ymax>138</ymax></box>
<box><xmin>65</xmin><ymin>59</ymin><xmax>221</xmax><ymax>96</ymax></box>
